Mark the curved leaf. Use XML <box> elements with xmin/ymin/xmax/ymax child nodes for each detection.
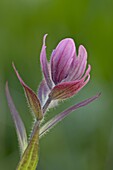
<box><xmin>12</xmin><ymin>63</ymin><xmax>43</xmax><ymax>120</ymax></box>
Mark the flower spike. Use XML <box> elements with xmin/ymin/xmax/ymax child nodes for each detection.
<box><xmin>12</xmin><ymin>63</ymin><xmax>43</xmax><ymax>120</ymax></box>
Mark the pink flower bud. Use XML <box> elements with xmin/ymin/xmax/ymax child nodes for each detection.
<box><xmin>40</xmin><ymin>35</ymin><xmax>91</xmax><ymax>100</ymax></box>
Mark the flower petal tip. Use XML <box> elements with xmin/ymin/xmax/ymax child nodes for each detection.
<box><xmin>43</xmin><ymin>34</ymin><xmax>48</xmax><ymax>44</ymax></box>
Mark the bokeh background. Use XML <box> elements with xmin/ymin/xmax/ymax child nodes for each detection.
<box><xmin>0</xmin><ymin>0</ymin><xmax>113</xmax><ymax>169</ymax></box>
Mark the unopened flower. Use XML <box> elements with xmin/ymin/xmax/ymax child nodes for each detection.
<box><xmin>40</xmin><ymin>34</ymin><xmax>91</xmax><ymax>102</ymax></box>
<box><xmin>5</xmin><ymin>34</ymin><xmax>100</xmax><ymax>170</ymax></box>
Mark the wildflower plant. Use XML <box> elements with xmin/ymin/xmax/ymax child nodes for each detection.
<box><xmin>6</xmin><ymin>34</ymin><xmax>100</xmax><ymax>170</ymax></box>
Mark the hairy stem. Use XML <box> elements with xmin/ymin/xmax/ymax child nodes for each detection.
<box><xmin>42</xmin><ymin>97</ymin><xmax>51</xmax><ymax>114</ymax></box>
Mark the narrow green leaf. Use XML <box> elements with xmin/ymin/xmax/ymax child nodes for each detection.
<box><xmin>5</xmin><ymin>82</ymin><xmax>27</xmax><ymax>155</ymax></box>
<box><xmin>17</xmin><ymin>124</ymin><xmax>39</xmax><ymax>170</ymax></box>
<box><xmin>40</xmin><ymin>93</ymin><xmax>101</xmax><ymax>138</ymax></box>
<box><xmin>12</xmin><ymin>63</ymin><xmax>43</xmax><ymax>120</ymax></box>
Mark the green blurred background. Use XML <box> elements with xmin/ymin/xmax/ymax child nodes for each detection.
<box><xmin>0</xmin><ymin>0</ymin><xmax>113</xmax><ymax>169</ymax></box>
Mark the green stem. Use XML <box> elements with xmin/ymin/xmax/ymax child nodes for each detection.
<box><xmin>42</xmin><ymin>97</ymin><xmax>51</xmax><ymax>114</ymax></box>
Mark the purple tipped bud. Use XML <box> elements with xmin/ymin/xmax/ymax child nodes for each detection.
<box><xmin>40</xmin><ymin>35</ymin><xmax>91</xmax><ymax>100</ymax></box>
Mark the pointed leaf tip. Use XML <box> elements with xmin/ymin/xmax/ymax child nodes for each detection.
<box><xmin>12</xmin><ymin>63</ymin><xmax>43</xmax><ymax>120</ymax></box>
<box><xmin>5</xmin><ymin>82</ymin><xmax>27</xmax><ymax>155</ymax></box>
